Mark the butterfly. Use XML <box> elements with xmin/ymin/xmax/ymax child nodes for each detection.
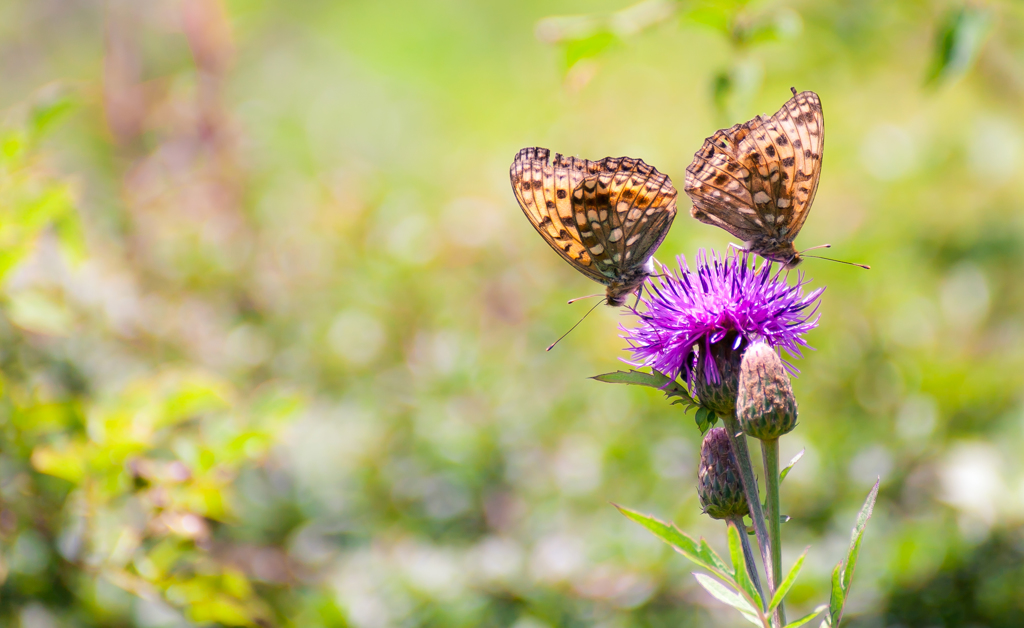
<box><xmin>684</xmin><ymin>88</ymin><xmax>823</xmax><ymax>268</ymax></box>
<box><xmin>510</xmin><ymin>147</ymin><xmax>678</xmax><ymax>306</ymax></box>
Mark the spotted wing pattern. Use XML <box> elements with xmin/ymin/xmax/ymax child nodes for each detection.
<box><xmin>684</xmin><ymin>89</ymin><xmax>823</xmax><ymax>265</ymax></box>
<box><xmin>510</xmin><ymin>147</ymin><xmax>678</xmax><ymax>302</ymax></box>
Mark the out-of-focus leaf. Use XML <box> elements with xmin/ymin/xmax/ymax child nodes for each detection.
<box><xmin>828</xmin><ymin>480</ymin><xmax>880</xmax><ymax>626</ymax></box>
<box><xmin>6</xmin><ymin>291</ymin><xmax>75</xmax><ymax>336</ymax></box>
<box><xmin>780</xmin><ymin>449</ymin><xmax>805</xmax><ymax>484</ymax></box>
<box><xmin>159</xmin><ymin>375</ymin><xmax>233</xmax><ymax>427</ymax></box>
<box><xmin>610</xmin><ymin>0</ymin><xmax>677</xmax><ymax>36</ymax></box>
<box><xmin>681</xmin><ymin>0</ymin><xmax>741</xmax><ymax>35</ymax></box>
<box><xmin>693</xmin><ymin>573</ymin><xmax>763</xmax><ymax>626</ymax></box>
<box><xmin>0</xmin><ymin>131</ymin><xmax>26</xmax><ymax>164</ymax></box>
<box><xmin>31</xmin><ymin>442</ymin><xmax>88</xmax><ymax>483</ymax></box>
<box><xmin>13</xmin><ymin>402</ymin><xmax>78</xmax><ymax>435</ymax></box>
<box><xmin>769</xmin><ymin>546</ymin><xmax>808</xmax><ymax>611</ymax></box>
<box><xmin>828</xmin><ymin>561</ymin><xmax>843</xmax><ymax>625</ymax></box>
<box><xmin>734</xmin><ymin>8</ymin><xmax>803</xmax><ymax>47</ymax></box>
<box><xmin>784</xmin><ymin>604</ymin><xmax>827</xmax><ymax>628</ymax></box>
<box><xmin>539</xmin><ymin>0</ymin><xmax>677</xmax><ymax>73</ymax></box>
<box><xmin>564</xmin><ymin>31</ymin><xmax>618</xmax><ymax>70</ymax></box>
<box><xmin>28</xmin><ymin>85</ymin><xmax>76</xmax><ymax>140</ymax></box>
<box><xmin>187</xmin><ymin>595</ymin><xmax>253</xmax><ymax>626</ymax></box>
<box><xmin>926</xmin><ymin>4</ymin><xmax>993</xmax><ymax>85</ymax></box>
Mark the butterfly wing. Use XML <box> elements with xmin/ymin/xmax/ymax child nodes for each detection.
<box><xmin>511</xmin><ymin>148</ymin><xmax>678</xmax><ymax>287</ymax></box>
<box><xmin>684</xmin><ymin>123</ymin><xmax>769</xmax><ymax>243</ymax></box>
<box><xmin>685</xmin><ymin>91</ymin><xmax>824</xmax><ymax>258</ymax></box>
<box><xmin>571</xmin><ymin>155</ymin><xmax>678</xmax><ymax>280</ymax></box>
<box><xmin>769</xmin><ymin>90</ymin><xmax>824</xmax><ymax>237</ymax></box>
<box><xmin>510</xmin><ymin>147</ymin><xmax>608</xmax><ymax>284</ymax></box>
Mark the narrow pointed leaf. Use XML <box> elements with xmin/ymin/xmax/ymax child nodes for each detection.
<box><xmin>591</xmin><ymin>370</ymin><xmax>696</xmax><ymax>407</ymax></box>
<box><xmin>614</xmin><ymin>505</ymin><xmax>726</xmax><ymax>578</ymax></box>
<box><xmin>842</xmin><ymin>479</ymin><xmax>879</xmax><ymax>593</ymax></box>
<box><xmin>828</xmin><ymin>480</ymin><xmax>879</xmax><ymax>626</ymax></box>
<box><xmin>828</xmin><ymin>561</ymin><xmax>844</xmax><ymax>624</ymax></box>
<box><xmin>693</xmin><ymin>573</ymin><xmax>763</xmax><ymax>627</ymax></box>
<box><xmin>698</xmin><ymin>537</ymin><xmax>731</xmax><ymax>576</ymax></box>
<box><xmin>926</xmin><ymin>4</ymin><xmax>993</xmax><ymax>85</ymax></box>
<box><xmin>784</xmin><ymin>605</ymin><xmax>827</xmax><ymax>628</ymax></box>
<box><xmin>769</xmin><ymin>546</ymin><xmax>809</xmax><ymax>611</ymax></box>
<box><xmin>779</xmin><ymin>449</ymin><xmax>805</xmax><ymax>484</ymax></box>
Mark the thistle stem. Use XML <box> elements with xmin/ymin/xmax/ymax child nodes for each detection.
<box><xmin>719</xmin><ymin>414</ymin><xmax>775</xmax><ymax>598</ymax></box>
<box><xmin>726</xmin><ymin>515</ymin><xmax>764</xmax><ymax>607</ymax></box>
<box><xmin>761</xmin><ymin>438</ymin><xmax>786</xmax><ymax>625</ymax></box>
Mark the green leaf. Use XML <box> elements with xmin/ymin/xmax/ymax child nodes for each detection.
<box><xmin>841</xmin><ymin>480</ymin><xmax>880</xmax><ymax>592</ymax></box>
<box><xmin>563</xmin><ymin>31</ymin><xmax>618</xmax><ymax>70</ymax></box>
<box><xmin>7</xmin><ymin>291</ymin><xmax>75</xmax><ymax>336</ymax></box>
<box><xmin>592</xmin><ymin>369</ymin><xmax>698</xmax><ymax>410</ymax></box>
<box><xmin>828</xmin><ymin>561</ymin><xmax>844</xmax><ymax>625</ymax></box>
<box><xmin>926</xmin><ymin>5</ymin><xmax>993</xmax><ymax>85</ymax></box>
<box><xmin>695</xmin><ymin>405</ymin><xmax>718</xmax><ymax>432</ymax></box>
<box><xmin>698</xmin><ymin>537</ymin><xmax>732</xmax><ymax>577</ymax></box>
<box><xmin>614</xmin><ymin>504</ymin><xmax>726</xmax><ymax>578</ymax></box>
<box><xmin>827</xmin><ymin>479</ymin><xmax>879</xmax><ymax>626</ymax></box>
<box><xmin>769</xmin><ymin>546</ymin><xmax>808</xmax><ymax>612</ymax></box>
<box><xmin>28</xmin><ymin>86</ymin><xmax>76</xmax><ymax>140</ymax></box>
<box><xmin>784</xmin><ymin>604</ymin><xmax>827</xmax><ymax>628</ymax></box>
<box><xmin>732</xmin><ymin>8</ymin><xmax>802</xmax><ymax>47</ymax></box>
<box><xmin>31</xmin><ymin>443</ymin><xmax>88</xmax><ymax>483</ymax></box>
<box><xmin>693</xmin><ymin>573</ymin><xmax>763</xmax><ymax>627</ymax></box>
<box><xmin>681</xmin><ymin>4</ymin><xmax>733</xmax><ymax>36</ymax></box>
<box><xmin>727</xmin><ymin>521</ymin><xmax>762</xmax><ymax>610</ymax></box>
<box><xmin>779</xmin><ymin>449</ymin><xmax>805</xmax><ymax>484</ymax></box>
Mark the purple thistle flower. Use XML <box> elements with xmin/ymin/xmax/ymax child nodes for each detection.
<box><xmin>621</xmin><ymin>249</ymin><xmax>824</xmax><ymax>386</ymax></box>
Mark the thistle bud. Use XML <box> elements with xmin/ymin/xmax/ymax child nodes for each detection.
<box><xmin>691</xmin><ymin>332</ymin><xmax>744</xmax><ymax>417</ymax></box>
<box><xmin>697</xmin><ymin>427</ymin><xmax>749</xmax><ymax>520</ymax></box>
<box><xmin>737</xmin><ymin>342</ymin><xmax>798</xmax><ymax>441</ymax></box>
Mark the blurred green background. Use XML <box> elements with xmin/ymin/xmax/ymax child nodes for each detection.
<box><xmin>0</xmin><ymin>0</ymin><xmax>1023</xmax><ymax>626</ymax></box>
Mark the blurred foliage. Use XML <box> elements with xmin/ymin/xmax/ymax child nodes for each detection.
<box><xmin>926</xmin><ymin>4</ymin><xmax>994</xmax><ymax>87</ymax></box>
<box><xmin>0</xmin><ymin>0</ymin><xmax>1023</xmax><ymax>626</ymax></box>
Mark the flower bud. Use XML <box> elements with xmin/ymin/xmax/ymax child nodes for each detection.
<box><xmin>737</xmin><ymin>342</ymin><xmax>798</xmax><ymax>441</ymax></box>
<box><xmin>692</xmin><ymin>332</ymin><xmax>744</xmax><ymax>417</ymax></box>
<box><xmin>697</xmin><ymin>427</ymin><xmax>749</xmax><ymax>520</ymax></box>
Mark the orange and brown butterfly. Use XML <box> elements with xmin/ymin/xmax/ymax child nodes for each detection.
<box><xmin>685</xmin><ymin>88</ymin><xmax>823</xmax><ymax>268</ymax></box>
<box><xmin>510</xmin><ymin>147</ymin><xmax>679</xmax><ymax>306</ymax></box>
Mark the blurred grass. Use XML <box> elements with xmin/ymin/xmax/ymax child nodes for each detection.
<box><xmin>0</xmin><ymin>0</ymin><xmax>1023</xmax><ymax>626</ymax></box>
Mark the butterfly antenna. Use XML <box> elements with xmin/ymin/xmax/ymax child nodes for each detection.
<box><xmin>802</xmin><ymin>255</ymin><xmax>871</xmax><ymax>269</ymax></box>
<box><xmin>798</xmin><ymin>243</ymin><xmax>832</xmax><ymax>254</ymax></box>
<box><xmin>567</xmin><ymin>293</ymin><xmax>604</xmax><ymax>305</ymax></box>
<box><xmin>547</xmin><ymin>298</ymin><xmax>606</xmax><ymax>352</ymax></box>
<box><xmin>795</xmin><ymin>244</ymin><xmax>870</xmax><ymax>269</ymax></box>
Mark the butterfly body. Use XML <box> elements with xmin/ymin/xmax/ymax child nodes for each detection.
<box><xmin>685</xmin><ymin>90</ymin><xmax>823</xmax><ymax>268</ymax></box>
<box><xmin>510</xmin><ymin>147</ymin><xmax>678</xmax><ymax>306</ymax></box>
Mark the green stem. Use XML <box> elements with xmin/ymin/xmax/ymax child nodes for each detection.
<box><xmin>727</xmin><ymin>515</ymin><xmax>765</xmax><ymax>607</ymax></box>
<box><xmin>719</xmin><ymin>414</ymin><xmax>775</xmax><ymax>598</ymax></box>
<box><xmin>761</xmin><ymin>438</ymin><xmax>786</xmax><ymax>626</ymax></box>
